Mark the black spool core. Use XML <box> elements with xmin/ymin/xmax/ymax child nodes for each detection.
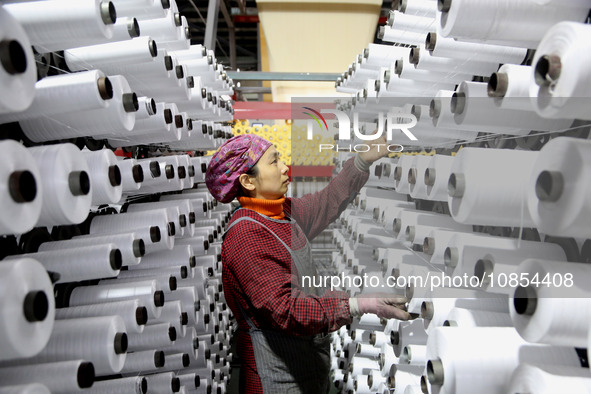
<box><xmin>169</xmin><ymin>275</ymin><xmax>177</xmax><ymax>291</ymax></box>
<box><xmin>188</xmin><ymin>165</ymin><xmax>195</xmax><ymax>177</ymax></box>
<box><xmin>149</xmin><ymin>226</ymin><xmax>161</xmax><ymax>242</ymax></box>
<box><xmin>77</xmin><ymin>362</ymin><xmax>95</xmax><ymax>389</ymax></box>
<box><xmin>181</xmin><ymin>312</ymin><xmax>188</xmax><ymax>325</ymax></box>
<box><xmin>129</xmin><ymin>18</ymin><xmax>140</xmax><ymax>38</ymax></box>
<box><xmin>132</xmin><ymin>164</ymin><xmax>144</xmax><ymax>183</ymax></box>
<box><xmin>178</xmin><ymin>166</ymin><xmax>186</xmax><ymax>179</ymax></box>
<box><xmin>172</xmin><ymin>377</ymin><xmax>181</xmax><ymax>392</ymax></box>
<box><xmin>154</xmin><ymin>290</ymin><xmax>165</xmax><ymax>307</ymax></box>
<box><xmin>165</xmin><ymin>164</ymin><xmax>174</xmax><ymax>179</ymax></box>
<box><xmin>135</xmin><ymin>306</ymin><xmax>148</xmax><ymax>325</ymax></box>
<box><xmin>179</xmin><ymin>214</ymin><xmax>187</xmax><ymax>227</ymax></box>
<box><xmin>114</xmin><ymin>332</ymin><xmax>128</xmax><ymax>354</ymax></box>
<box><xmin>168</xmin><ymin>222</ymin><xmax>175</xmax><ymax>236</ymax></box>
<box><xmin>149</xmin><ymin>161</ymin><xmax>161</xmax><ymax>177</ymax></box>
<box><xmin>140</xmin><ymin>377</ymin><xmax>148</xmax><ymax>394</ymax></box>
<box><xmin>182</xmin><ymin>353</ymin><xmax>190</xmax><ymax>367</ymax></box>
<box><xmin>97</xmin><ymin>77</ymin><xmax>113</xmax><ymax>100</ymax></box>
<box><xmin>0</xmin><ymin>40</ymin><xmax>27</xmax><ymax>75</ymax></box>
<box><xmin>180</xmin><ymin>266</ymin><xmax>188</xmax><ymax>278</ymax></box>
<box><xmin>69</xmin><ymin>171</ymin><xmax>91</xmax><ymax>196</ymax></box>
<box><xmin>164</xmin><ymin>55</ymin><xmax>173</xmax><ymax>71</ymax></box>
<box><xmin>169</xmin><ymin>326</ymin><xmax>177</xmax><ymax>341</ymax></box>
<box><xmin>154</xmin><ymin>351</ymin><xmax>165</xmax><ymax>367</ymax></box>
<box><xmin>8</xmin><ymin>170</ymin><xmax>37</xmax><ymax>203</ymax></box>
<box><xmin>513</xmin><ymin>285</ymin><xmax>538</xmax><ymax>316</ymax></box>
<box><xmin>108</xmin><ymin>165</ymin><xmax>122</xmax><ymax>187</ymax></box>
<box><xmin>189</xmin><ymin>256</ymin><xmax>196</xmax><ymax>268</ymax></box>
<box><xmin>23</xmin><ymin>290</ymin><xmax>49</xmax><ymax>322</ymax></box>
<box><xmin>109</xmin><ymin>249</ymin><xmax>123</xmax><ymax>270</ymax></box>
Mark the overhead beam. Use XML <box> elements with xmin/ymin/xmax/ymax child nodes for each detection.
<box><xmin>203</xmin><ymin>0</ymin><xmax>220</xmax><ymax>51</ymax></box>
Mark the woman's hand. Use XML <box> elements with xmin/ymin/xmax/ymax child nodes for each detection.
<box><xmin>355</xmin><ymin>293</ymin><xmax>411</xmax><ymax>320</ymax></box>
<box><xmin>357</xmin><ymin>135</ymin><xmax>390</xmax><ymax>164</ymax></box>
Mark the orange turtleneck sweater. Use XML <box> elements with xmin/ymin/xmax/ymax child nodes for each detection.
<box><xmin>237</xmin><ymin>196</ymin><xmax>286</xmax><ymax>220</ymax></box>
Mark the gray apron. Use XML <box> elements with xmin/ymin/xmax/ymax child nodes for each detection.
<box><xmin>224</xmin><ymin>209</ymin><xmax>331</xmax><ymax>394</ymax></box>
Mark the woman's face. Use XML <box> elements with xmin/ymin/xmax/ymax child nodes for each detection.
<box><xmin>250</xmin><ymin>146</ymin><xmax>290</xmax><ymax>200</ymax></box>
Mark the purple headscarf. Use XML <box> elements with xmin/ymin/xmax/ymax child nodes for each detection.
<box><xmin>205</xmin><ymin>134</ymin><xmax>273</xmax><ymax>203</ymax></box>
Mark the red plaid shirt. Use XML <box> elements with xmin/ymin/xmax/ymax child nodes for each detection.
<box><xmin>221</xmin><ymin>157</ymin><xmax>369</xmax><ymax>392</ymax></box>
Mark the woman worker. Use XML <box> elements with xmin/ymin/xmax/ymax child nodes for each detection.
<box><xmin>205</xmin><ymin>134</ymin><xmax>410</xmax><ymax>393</ymax></box>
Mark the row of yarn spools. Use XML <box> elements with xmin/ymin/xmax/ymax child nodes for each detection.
<box><xmin>323</xmin><ymin>149</ymin><xmax>591</xmax><ymax>393</ymax></box>
<box><xmin>335</xmin><ymin>0</ymin><xmax>591</xmax><ymax>151</ymax></box>
<box><xmin>0</xmin><ymin>0</ymin><xmax>233</xmax><ymax>150</ymax></box>
<box><xmin>0</xmin><ymin>156</ymin><xmax>237</xmax><ymax>393</ymax></box>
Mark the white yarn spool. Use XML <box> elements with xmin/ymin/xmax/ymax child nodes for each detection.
<box><xmin>55</xmin><ymin>299</ymin><xmax>147</xmax><ymax>334</ymax></box>
<box><xmin>460</xmin><ymin>237</ymin><xmax>567</xmax><ymax>280</ymax></box>
<box><xmin>527</xmin><ymin>137</ymin><xmax>591</xmax><ymax>239</ymax></box>
<box><xmin>395</xmin><ymin>209</ymin><xmax>468</xmax><ymax>241</ymax></box>
<box><xmin>0</xmin><ymin>360</ymin><xmax>94</xmax><ymax>391</ymax></box>
<box><xmin>408</xmin><ymin>155</ymin><xmax>431</xmax><ymax>200</ymax></box>
<box><xmin>127</xmin><ymin>204</ymin><xmax>183</xmax><ymax>237</ymax></box>
<box><xmin>102</xmin><ymin>273</ymin><xmax>177</xmax><ymax>295</ymax></box>
<box><xmin>7</xmin><ymin>243</ymin><xmax>121</xmax><ymax>284</ymax></box>
<box><xmin>127</xmin><ymin>323</ymin><xmax>175</xmax><ymax>352</ymax></box>
<box><xmin>397</xmin><ymin>58</ymin><xmax>472</xmax><ymax>85</ymax></box>
<box><xmin>4</xmin><ymin>0</ymin><xmax>115</xmax><ymax>52</ymax></box>
<box><xmin>132</xmin><ymin>157</ymin><xmax>164</xmax><ymax>187</ymax></box>
<box><xmin>0</xmin><ymin>258</ymin><xmax>54</xmax><ymax>361</ymax></box>
<box><xmin>84</xmin><ymin>375</ymin><xmax>146</xmax><ymax>394</ymax></box>
<box><xmin>28</xmin><ymin>143</ymin><xmax>92</xmax><ymax>226</ymax></box>
<box><xmin>422</xmin><ymin>154</ymin><xmax>453</xmax><ymax>202</ymax></box>
<box><xmin>135</xmin><ymin>96</ymin><xmax>157</xmax><ymax>120</ymax></box>
<box><xmin>138</xmin><ymin>11</ymin><xmax>182</xmax><ymax>42</ymax></box>
<box><xmin>117</xmin><ymin>265</ymin><xmax>188</xmax><ymax>287</ymax></box>
<box><xmin>32</xmin><ymin>315</ymin><xmax>127</xmax><ymax>375</ymax></box>
<box><xmin>510</xmin><ymin>258</ymin><xmax>591</xmax><ymax>347</ymax></box>
<box><xmin>400</xmin><ymin>344</ymin><xmax>427</xmax><ymax>365</ymax></box>
<box><xmin>381</xmin><ymin>26</ymin><xmax>426</xmax><ymax>46</ymax></box>
<box><xmin>363</xmin><ymin>44</ymin><xmax>411</xmax><ymax>66</ymax></box>
<box><xmin>20</xmin><ymin>75</ymin><xmax>137</xmax><ymax>141</ymax></box>
<box><xmin>0</xmin><ymin>384</ymin><xmax>50</xmax><ymax>394</ymax></box>
<box><xmin>115</xmin><ymin>0</ymin><xmax>168</xmax><ymax>20</ymax></box>
<box><xmin>389</xmin><ymin>11</ymin><xmax>436</xmax><ymax>34</ymax></box>
<box><xmin>110</xmin><ymin>16</ymin><xmax>140</xmax><ymax>41</ymax></box>
<box><xmin>425</xmin><ymin>327</ymin><xmax>581</xmax><ymax>394</ymax></box>
<box><xmin>0</xmin><ymin>70</ymin><xmax>112</xmax><ymax>123</ymax></box>
<box><xmin>90</xmin><ymin>208</ymin><xmax>175</xmax><ymax>251</ymax></box>
<box><xmin>176</xmin><ymin>236</ymin><xmax>209</xmax><ymax>255</ymax></box>
<box><xmin>410</xmin><ymin>46</ymin><xmax>498</xmax><ymax>76</ymax></box>
<box><xmin>392</xmin><ymin>365</ymin><xmax>425</xmax><ymax>394</ymax></box>
<box><xmin>448</xmin><ymin>147</ymin><xmax>539</xmax><ymax>226</ymax></box>
<box><xmin>177</xmin><ymin>373</ymin><xmax>198</xmax><ymax>391</ymax></box>
<box><xmin>0</xmin><ymin>8</ymin><xmax>36</xmax><ymax>114</ymax></box>
<box><xmin>120</xmin><ymin>349</ymin><xmax>164</xmax><ymax>374</ymax></box>
<box><xmin>425</xmin><ymin>32</ymin><xmax>527</xmax><ymax>64</ymax></box>
<box><xmin>398</xmin><ymin>0</ymin><xmax>437</xmax><ymax>17</ymax></box>
<box><xmin>456</xmin><ymin>80</ymin><xmax>573</xmax><ymax>132</ymax></box>
<box><xmin>81</xmin><ymin>149</ymin><xmax>123</xmax><ymax>205</ymax></box>
<box><xmin>116</xmin><ymin>158</ymin><xmax>144</xmax><ymax>192</ymax></box>
<box><xmin>532</xmin><ymin>22</ymin><xmax>591</xmax><ymax>120</ymax></box>
<box><xmin>69</xmin><ymin>279</ymin><xmax>164</xmax><ymax>319</ymax></box>
<box><xmin>421</xmin><ymin>287</ymin><xmax>509</xmax><ymax>332</ymax></box>
<box><xmin>438</xmin><ymin>0</ymin><xmax>588</xmax><ymax>48</ymax></box>
<box><xmin>443</xmin><ymin>307</ymin><xmax>512</xmax><ymax>328</ymax></box>
<box><xmin>0</xmin><ymin>140</ymin><xmax>42</xmax><ymax>235</ymax></box>
<box><xmin>159</xmin><ymin>352</ymin><xmax>191</xmax><ymax>373</ymax></box>
<box><xmin>129</xmin><ymin>243</ymin><xmax>194</xmax><ymax>271</ymax></box>
<box><xmin>65</xmin><ymin>36</ymin><xmax>158</xmax><ymax>71</ymax></box>
<box><xmin>393</xmin><ymin>155</ymin><xmax>416</xmax><ymax>194</ymax></box>
<box><xmin>144</xmin><ymin>372</ymin><xmax>180</xmax><ymax>394</ymax></box>
<box><xmin>488</xmin><ymin>64</ymin><xmax>536</xmax><ymax>112</ymax></box>
<box><xmin>507</xmin><ymin>364</ymin><xmax>591</xmax><ymax>394</ymax></box>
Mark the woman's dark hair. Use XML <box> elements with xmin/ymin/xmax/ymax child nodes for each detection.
<box><xmin>236</xmin><ymin>164</ymin><xmax>259</xmax><ymax>197</ymax></box>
